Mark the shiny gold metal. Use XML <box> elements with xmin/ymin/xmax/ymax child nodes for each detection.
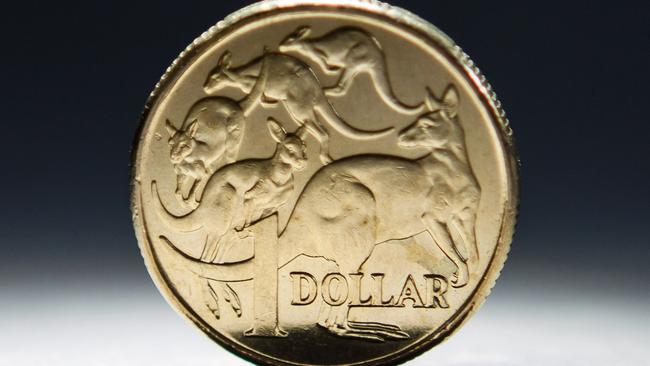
<box><xmin>131</xmin><ymin>0</ymin><xmax>518</xmax><ymax>364</ymax></box>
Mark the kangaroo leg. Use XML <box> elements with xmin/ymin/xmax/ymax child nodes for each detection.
<box><xmin>232</xmin><ymin>60</ymin><xmax>263</xmax><ymax>94</ymax></box>
<box><xmin>320</xmin><ymin>280</ymin><xmax>408</xmax><ymax>342</ymax></box>
<box><xmin>309</xmin><ymin>48</ymin><xmax>339</xmax><ymax>75</ymax></box>
<box><xmin>325</xmin><ymin>68</ymin><xmax>359</xmax><ymax>97</ymax></box>
<box><xmin>173</xmin><ymin>179</ymin><xmax>200</xmax><ymax>212</ymax></box>
<box><xmin>205</xmin><ymin>280</ymin><xmax>221</xmax><ymax>319</ymax></box>
<box><xmin>201</xmin><ymin>231</ymin><xmax>230</xmax><ymax>263</ymax></box>
<box><xmin>422</xmin><ymin>213</ymin><xmax>469</xmax><ymax>287</ymax></box>
<box><xmin>306</xmin><ymin>118</ymin><xmax>333</xmax><ymax>165</ymax></box>
<box><xmin>191</xmin><ymin>177</ymin><xmax>208</xmax><ymax>203</ymax></box>
<box><xmin>200</xmin><ymin>233</ymin><xmax>216</xmax><ymax>262</ymax></box>
<box><xmin>316</xmin><ymin>276</ymin><xmax>351</xmax><ymax>333</ymax></box>
<box><xmin>175</xmin><ymin>173</ymin><xmax>184</xmax><ymax>194</ymax></box>
<box><xmin>306</xmin><ymin>109</ymin><xmax>332</xmax><ymax>164</ymax></box>
<box><xmin>175</xmin><ymin>174</ymin><xmax>189</xmax><ymax>201</ymax></box>
<box><xmin>239</xmin><ymin>79</ymin><xmax>265</xmax><ymax>116</ymax></box>
<box><xmin>237</xmin><ymin>75</ymin><xmax>258</xmax><ymax>94</ymax></box>
<box><xmin>317</xmin><ymin>301</ymin><xmax>336</xmax><ymax>329</ymax></box>
<box><xmin>447</xmin><ymin>217</ymin><xmax>471</xmax><ymax>262</ymax></box>
<box><xmin>316</xmin><ymin>261</ymin><xmax>340</xmax><ymax>329</ymax></box>
<box><xmin>205</xmin><ymin>230</ymin><xmax>237</xmax><ymax>263</ymax></box>
<box><xmin>284</xmin><ymin>103</ymin><xmax>333</xmax><ymax>164</ymax></box>
<box><xmin>184</xmin><ymin>178</ymin><xmax>200</xmax><ymax>202</ymax></box>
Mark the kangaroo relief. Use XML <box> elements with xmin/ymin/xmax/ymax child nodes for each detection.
<box><xmin>165</xmin><ymin>97</ymin><xmax>244</xmax><ymax>206</ymax></box>
<box><xmin>157</xmin><ymin>86</ymin><xmax>481</xmax><ymax>342</ymax></box>
<box><xmin>204</xmin><ymin>50</ymin><xmax>393</xmax><ymax>165</ymax></box>
<box><xmin>154</xmin><ymin>117</ymin><xmax>308</xmax><ymax>264</ymax></box>
<box><xmin>279</xmin><ymin>26</ymin><xmax>434</xmax><ymax>115</ymax></box>
<box><xmin>271</xmin><ymin>85</ymin><xmax>480</xmax><ymax>341</ymax></box>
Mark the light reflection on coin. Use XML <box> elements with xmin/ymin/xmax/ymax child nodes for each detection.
<box><xmin>131</xmin><ymin>1</ymin><xmax>518</xmax><ymax>364</ymax></box>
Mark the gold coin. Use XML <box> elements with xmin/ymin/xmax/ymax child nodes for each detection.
<box><xmin>131</xmin><ymin>1</ymin><xmax>518</xmax><ymax>364</ymax></box>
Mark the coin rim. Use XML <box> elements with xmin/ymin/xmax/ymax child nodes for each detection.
<box><xmin>130</xmin><ymin>1</ymin><xmax>520</xmax><ymax>365</ymax></box>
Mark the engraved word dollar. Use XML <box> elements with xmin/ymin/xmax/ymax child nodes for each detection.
<box><xmin>290</xmin><ymin>272</ymin><xmax>450</xmax><ymax>309</ymax></box>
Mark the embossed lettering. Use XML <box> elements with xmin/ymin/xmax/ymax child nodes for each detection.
<box><xmin>395</xmin><ymin>275</ymin><xmax>425</xmax><ymax>308</ymax></box>
<box><xmin>286</xmin><ymin>272</ymin><xmax>449</xmax><ymax>310</ymax></box>
<box><xmin>348</xmin><ymin>273</ymin><xmax>373</xmax><ymax>306</ymax></box>
<box><xmin>371</xmin><ymin>273</ymin><xmax>395</xmax><ymax>306</ymax></box>
<box><xmin>424</xmin><ymin>274</ymin><xmax>449</xmax><ymax>308</ymax></box>
<box><xmin>290</xmin><ymin>272</ymin><xmax>318</xmax><ymax>305</ymax></box>
<box><xmin>322</xmin><ymin>273</ymin><xmax>349</xmax><ymax>306</ymax></box>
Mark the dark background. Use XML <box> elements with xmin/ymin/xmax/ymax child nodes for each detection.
<box><xmin>1</xmin><ymin>1</ymin><xmax>648</xmax><ymax>364</ymax></box>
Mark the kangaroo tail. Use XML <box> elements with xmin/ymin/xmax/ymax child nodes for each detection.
<box><xmin>151</xmin><ymin>181</ymin><xmax>203</xmax><ymax>232</ymax></box>
<box><xmin>447</xmin><ymin>217</ymin><xmax>471</xmax><ymax>263</ymax></box>
<box><xmin>139</xmin><ymin>181</ymin><xmax>206</xmax><ymax>271</ymax></box>
<box><xmin>371</xmin><ymin>66</ymin><xmax>426</xmax><ymax>115</ymax></box>
<box><xmin>153</xmin><ymin>235</ymin><xmax>254</xmax><ymax>282</ymax></box>
<box><xmin>315</xmin><ymin>103</ymin><xmax>394</xmax><ymax>140</ymax></box>
<box><xmin>143</xmin><ymin>182</ymin><xmax>254</xmax><ymax>283</ymax></box>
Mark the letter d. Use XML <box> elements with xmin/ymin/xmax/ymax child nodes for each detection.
<box><xmin>290</xmin><ymin>272</ymin><xmax>318</xmax><ymax>305</ymax></box>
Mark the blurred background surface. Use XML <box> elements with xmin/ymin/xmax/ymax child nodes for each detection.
<box><xmin>0</xmin><ymin>1</ymin><xmax>648</xmax><ymax>365</ymax></box>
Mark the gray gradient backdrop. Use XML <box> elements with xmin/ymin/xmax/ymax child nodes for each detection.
<box><xmin>1</xmin><ymin>1</ymin><xmax>648</xmax><ymax>365</ymax></box>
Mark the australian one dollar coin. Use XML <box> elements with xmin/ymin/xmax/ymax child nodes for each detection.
<box><xmin>131</xmin><ymin>0</ymin><xmax>518</xmax><ymax>364</ymax></box>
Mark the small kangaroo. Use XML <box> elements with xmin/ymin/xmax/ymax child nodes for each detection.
<box><xmin>204</xmin><ymin>50</ymin><xmax>393</xmax><ymax>165</ymax></box>
<box><xmin>165</xmin><ymin>97</ymin><xmax>244</xmax><ymax>204</ymax></box>
<box><xmin>279</xmin><ymin>26</ymin><xmax>431</xmax><ymax>115</ymax></box>
<box><xmin>154</xmin><ymin>117</ymin><xmax>308</xmax><ymax>264</ymax></box>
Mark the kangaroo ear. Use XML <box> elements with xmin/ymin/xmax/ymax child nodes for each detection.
<box><xmin>267</xmin><ymin>118</ymin><xmax>287</xmax><ymax>143</ymax></box>
<box><xmin>165</xmin><ymin>119</ymin><xmax>178</xmax><ymax>137</ymax></box>
<box><xmin>296</xmin><ymin>26</ymin><xmax>311</xmax><ymax>39</ymax></box>
<box><xmin>424</xmin><ymin>87</ymin><xmax>440</xmax><ymax>112</ymax></box>
<box><xmin>294</xmin><ymin>125</ymin><xmax>308</xmax><ymax>140</ymax></box>
<box><xmin>186</xmin><ymin>119</ymin><xmax>199</xmax><ymax>137</ymax></box>
<box><xmin>218</xmin><ymin>51</ymin><xmax>232</xmax><ymax>69</ymax></box>
<box><xmin>442</xmin><ymin>85</ymin><xmax>459</xmax><ymax>117</ymax></box>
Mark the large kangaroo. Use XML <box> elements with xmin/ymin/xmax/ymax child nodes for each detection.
<box><xmin>165</xmin><ymin>97</ymin><xmax>244</xmax><ymax>205</ymax></box>
<box><xmin>273</xmin><ymin>86</ymin><xmax>480</xmax><ymax>341</ymax></box>
<box><xmin>204</xmin><ymin>51</ymin><xmax>393</xmax><ymax>164</ymax></box>
<box><xmin>279</xmin><ymin>26</ymin><xmax>433</xmax><ymax>115</ymax></box>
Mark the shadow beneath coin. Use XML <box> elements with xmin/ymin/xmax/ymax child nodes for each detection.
<box><xmin>233</xmin><ymin>324</ymin><xmax>427</xmax><ymax>365</ymax></box>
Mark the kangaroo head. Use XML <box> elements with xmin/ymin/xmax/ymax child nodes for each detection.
<box><xmin>204</xmin><ymin>51</ymin><xmax>235</xmax><ymax>92</ymax></box>
<box><xmin>267</xmin><ymin>118</ymin><xmax>307</xmax><ymax>171</ymax></box>
<box><xmin>278</xmin><ymin>26</ymin><xmax>312</xmax><ymax>53</ymax></box>
<box><xmin>398</xmin><ymin>85</ymin><xmax>460</xmax><ymax>149</ymax></box>
<box><xmin>166</xmin><ymin>119</ymin><xmax>198</xmax><ymax>164</ymax></box>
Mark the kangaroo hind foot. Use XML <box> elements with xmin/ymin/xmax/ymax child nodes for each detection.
<box><xmin>320</xmin><ymin>320</ymin><xmax>410</xmax><ymax>342</ymax></box>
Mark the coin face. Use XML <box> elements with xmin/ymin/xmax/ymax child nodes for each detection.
<box><xmin>131</xmin><ymin>0</ymin><xmax>518</xmax><ymax>364</ymax></box>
